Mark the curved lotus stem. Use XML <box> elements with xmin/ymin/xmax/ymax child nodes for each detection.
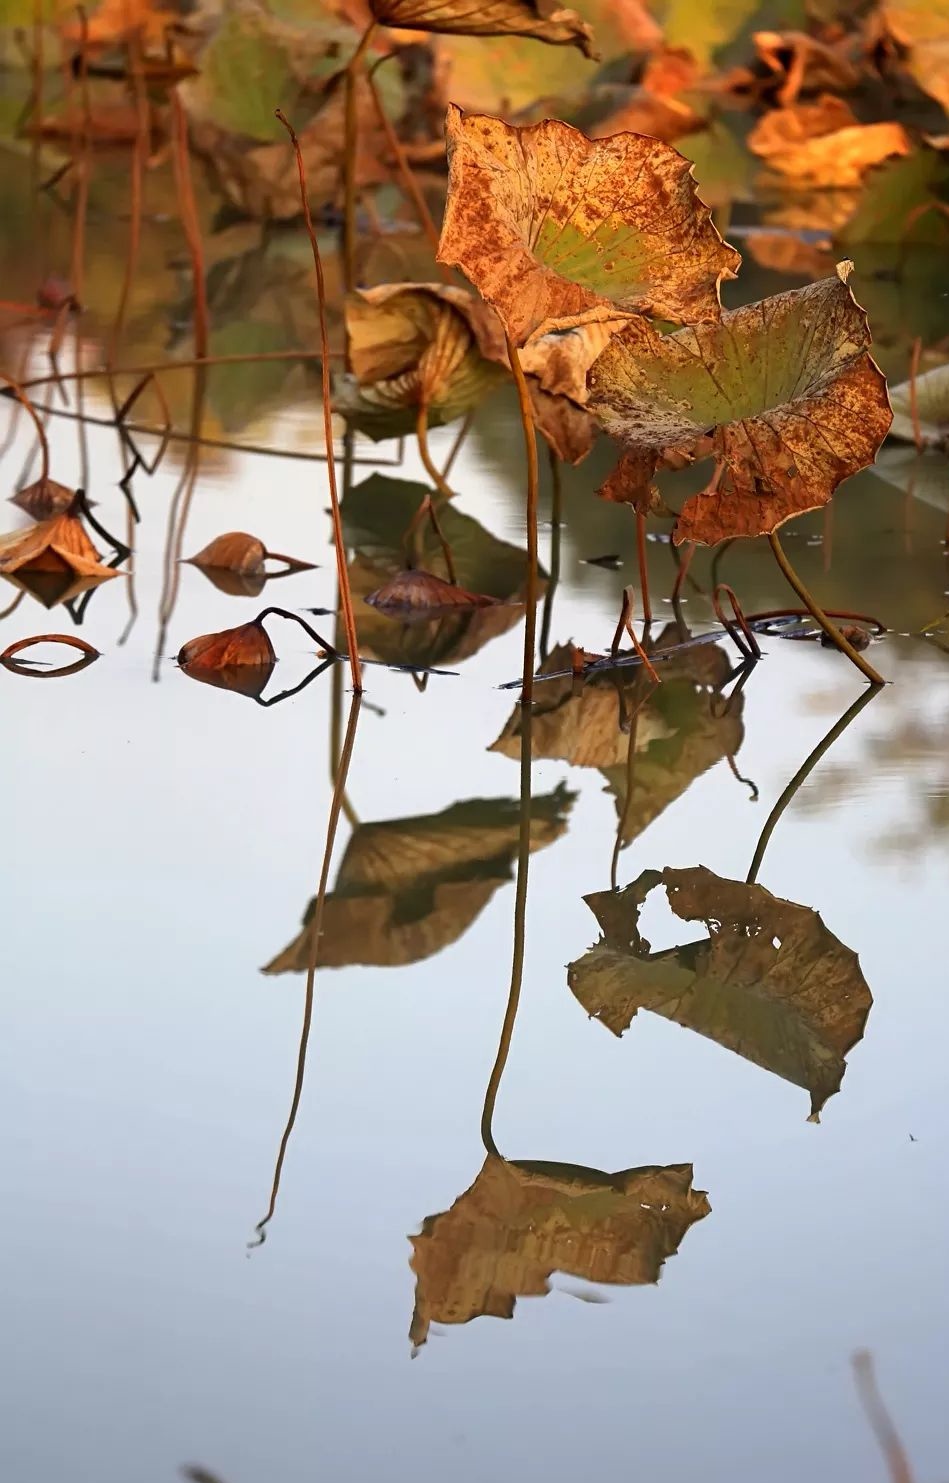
<box><xmin>277</xmin><ymin>109</ymin><xmax>362</xmax><ymax>693</ymax></box>
<box><xmin>768</xmin><ymin>531</ymin><xmax>885</xmax><ymax>685</ymax></box>
<box><xmin>415</xmin><ymin>403</ymin><xmax>455</xmax><ymax>500</ymax></box>
<box><xmin>0</xmin><ymin>371</ymin><xmax>50</xmax><ymax>484</ymax></box>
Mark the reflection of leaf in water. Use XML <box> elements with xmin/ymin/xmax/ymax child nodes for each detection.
<box><xmin>600</xmin><ymin>628</ymin><xmax>745</xmax><ymax>845</ymax></box>
<box><xmin>568</xmin><ymin>866</ymin><xmax>872</xmax><ymax>1120</ymax></box>
<box><xmin>205</xmin><ymin>322</ymin><xmax>304</xmax><ymax>433</ymax></box>
<box><xmin>263</xmin><ymin>787</ymin><xmax>575</xmax><ymax>972</ymax></box>
<box><xmin>343</xmin><ymin>474</ymin><xmax>542</xmax><ymax>667</ymax></box>
<box><xmin>490</xmin><ymin>630</ymin><xmax>739</xmax><ymax>789</ymax></box>
<box><xmin>748</xmin><ymin>96</ymin><xmax>910</xmax><ymax>189</ymax></box>
<box><xmin>889</xmin><ymin>363</ymin><xmax>949</xmax><ymax>447</ymax></box>
<box><xmin>409</xmin><ymin>1156</ymin><xmax>709</xmax><ymax>1347</ymax></box>
<box><xmin>836</xmin><ymin>148</ymin><xmax>949</xmax><ymax>248</ymax></box>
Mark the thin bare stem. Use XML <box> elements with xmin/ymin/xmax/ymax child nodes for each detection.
<box><xmin>481</xmin><ymin>703</ymin><xmax>532</xmax><ymax>1158</ymax></box>
<box><xmin>539</xmin><ymin>445</ymin><xmax>562</xmax><ymax>663</ymax></box>
<box><xmin>635</xmin><ymin>511</ymin><xmax>651</xmax><ymax>622</ymax></box>
<box><xmin>171</xmin><ymin>90</ymin><xmax>208</xmax><ymax>359</ymax></box>
<box><xmin>852</xmin><ymin>1352</ymin><xmax>914</xmax><ymax>1483</ymax></box>
<box><xmin>16</xmin><ymin>348</ymin><xmax>333</xmax><ymax>396</ymax></box>
<box><xmin>365</xmin><ymin>63</ymin><xmax>446</xmax><ymax>268</ymax></box>
<box><xmin>712</xmin><ymin>583</ymin><xmax>762</xmax><ymax>660</ymax></box>
<box><xmin>415</xmin><ymin>401</ymin><xmax>455</xmax><ymax>499</ymax></box>
<box><xmin>768</xmin><ymin>530</ymin><xmax>885</xmax><ymax>684</ymax></box>
<box><xmin>342</xmin><ymin>21</ymin><xmax>377</xmax><ymax>296</ymax></box>
<box><xmin>610</xmin><ymin>586</ymin><xmax>661</xmax><ymax>685</ymax></box>
<box><xmin>908</xmin><ymin>335</ymin><xmax>923</xmax><ymax>453</ymax></box>
<box><xmin>505</xmin><ymin>333</ymin><xmax>540</xmax><ymax>707</ymax></box>
<box><xmin>441</xmin><ymin>409</ymin><xmax>472</xmax><ymax>481</ymax></box>
<box><xmin>0</xmin><ymin>372</ymin><xmax>50</xmax><ymax>484</ymax></box>
<box><xmin>277</xmin><ymin>108</ymin><xmax>362</xmax><ymax>693</ymax></box>
<box><xmin>106</xmin><ymin>30</ymin><xmax>148</xmax><ymax>373</ymax></box>
<box><xmin>609</xmin><ymin>675</ymin><xmax>656</xmax><ymax>890</ymax></box>
<box><xmin>252</xmin><ymin>692</ymin><xmax>363</xmax><ymax>1245</ymax></box>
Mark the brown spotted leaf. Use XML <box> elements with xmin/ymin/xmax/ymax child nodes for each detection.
<box><xmin>409</xmin><ymin>1156</ymin><xmax>709</xmax><ymax>1348</ymax></box>
<box><xmin>437</xmin><ymin>107</ymin><xmax>740</xmax><ymax>348</ymax></box>
<box><xmin>586</xmin><ymin>265</ymin><xmax>893</xmax><ymax>544</ymax></box>
<box><xmin>369</xmin><ymin>0</ymin><xmax>596</xmax><ymax>54</ymax></box>
<box><xmin>748</xmin><ymin>96</ymin><xmax>911</xmax><ymax>189</ymax></box>
<box><xmin>339</xmin><ymin>284</ymin><xmax>508</xmax><ymax>439</ymax></box>
<box><xmin>568</xmin><ymin>866</ymin><xmax>873</xmax><ymax>1121</ymax></box>
<box><xmin>263</xmin><ymin>787</ymin><xmax>574</xmax><ymax>973</ymax></box>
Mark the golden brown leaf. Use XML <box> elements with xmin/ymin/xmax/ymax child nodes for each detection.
<box><xmin>186</xmin><ymin>532</ymin><xmax>267</xmax><ymax>576</ymax></box>
<box><xmin>177</xmin><ymin>620</ymin><xmax>277</xmax><ymax>698</ymax></box>
<box><xmin>748</xmin><ymin>96</ymin><xmax>911</xmax><ymax>189</ymax></box>
<box><xmin>590</xmin><ymin>89</ymin><xmax>703</xmax><ymax>145</ymax></box>
<box><xmin>370</xmin><ymin>0</ymin><xmax>596</xmax><ymax>55</ymax></box>
<box><xmin>11</xmin><ymin>478</ymin><xmax>77</xmax><ymax>521</ymax></box>
<box><xmin>0</xmin><ymin>505</ymin><xmax>119</xmax><ymax>581</ymax></box>
<box><xmin>0</xmin><ymin>632</ymin><xmax>100</xmax><ymax>679</ymax></box>
<box><xmin>879</xmin><ymin>0</ymin><xmax>949</xmax><ymax>117</ymax></box>
<box><xmin>587</xmin><ymin>265</ymin><xmax>893</xmax><ymax>544</ymax></box>
<box><xmin>365</xmin><ymin>568</ymin><xmax>502</xmax><ymax>613</ymax></box>
<box><xmin>528</xmin><ymin>383</ymin><xmax>597</xmax><ymax>464</ymax></box>
<box><xmin>741</xmin><ymin>230</ymin><xmax>835</xmax><ymax>280</ymax></box>
<box><xmin>341</xmin><ymin>283</ymin><xmax>508</xmax><ymax>437</ymax></box>
<box><xmin>568</xmin><ymin>866</ymin><xmax>873</xmax><ymax>1120</ymax></box>
<box><xmin>409</xmin><ymin>1156</ymin><xmax>710</xmax><ymax>1347</ymax></box>
<box><xmin>263</xmin><ymin>787</ymin><xmax>574</xmax><ymax>972</ymax></box>
<box><xmin>437</xmin><ymin>107</ymin><xmax>740</xmax><ymax>347</ymax></box>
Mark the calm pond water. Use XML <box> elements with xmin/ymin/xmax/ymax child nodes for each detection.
<box><xmin>2</xmin><ymin>136</ymin><xmax>949</xmax><ymax>1483</ymax></box>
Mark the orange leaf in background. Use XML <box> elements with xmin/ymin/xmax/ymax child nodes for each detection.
<box><xmin>369</xmin><ymin>0</ymin><xmax>597</xmax><ymax>58</ymax></box>
<box><xmin>0</xmin><ymin>502</ymin><xmax>119</xmax><ymax>581</ymax></box>
<box><xmin>11</xmin><ymin>477</ymin><xmax>77</xmax><ymax>521</ymax></box>
<box><xmin>878</xmin><ymin>0</ymin><xmax>949</xmax><ymax>117</ymax></box>
<box><xmin>748</xmin><ymin>95</ymin><xmax>911</xmax><ymax>189</ymax></box>
<box><xmin>365</xmin><ymin>568</ymin><xmax>501</xmax><ymax>614</ymax></box>
<box><xmin>586</xmin><ymin>264</ymin><xmax>893</xmax><ymax>545</ymax></box>
<box><xmin>752</xmin><ymin>29</ymin><xmax>860</xmax><ymax>106</ymax></box>
<box><xmin>437</xmin><ymin>107</ymin><xmax>740</xmax><ymax>347</ymax></box>
<box><xmin>65</xmin><ymin>0</ymin><xmax>184</xmax><ymax>50</ymax></box>
<box><xmin>590</xmin><ymin>89</ymin><xmax>704</xmax><ymax>145</ymax></box>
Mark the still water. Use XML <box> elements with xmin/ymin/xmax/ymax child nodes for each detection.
<box><xmin>2</xmin><ymin>149</ymin><xmax>949</xmax><ymax>1483</ymax></box>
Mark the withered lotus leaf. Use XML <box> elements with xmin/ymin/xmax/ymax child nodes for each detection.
<box><xmin>879</xmin><ymin>0</ymin><xmax>949</xmax><ymax>116</ymax></box>
<box><xmin>0</xmin><ymin>504</ymin><xmax>120</xmax><ymax>581</ymax></box>
<box><xmin>340</xmin><ymin>284</ymin><xmax>508</xmax><ymax>438</ymax></box>
<box><xmin>177</xmin><ymin>619</ymin><xmax>277</xmax><ymax>698</ymax></box>
<box><xmin>408</xmin><ymin>1156</ymin><xmax>710</xmax><ymax>1347</ymax></box>
<box><xmin>365</xmin><ymin>568</ymin><xmax>501</xmax><ymax>614</ymax></box>
<box><xmin>568</xmin><ymin>866</ymin><xmax>873</xmax><ymax>1121</ymax></box>
<box><xmin>186</xmin><ymin>532</ymin><xmax>268</xmax><ymax>575</ymax></box>
<box><xmin>437</xmin><ymin>107</ymin><xmax>740</xmax><ymax>347</ymax></box>
<box><xmin>586</xmin><ymin>264</ymin><xmax>893</xmax><ymax>544</ymax></box>
<box><xmin>748</xmin><ymin>96</ymin><xmax>911</xmax><ymax>189</ymax></box>
<box><xmin>264</xmin><ymin>788</ymin><xmax>574</xmax><ymax>972</ymax></box>
<box><xmin>369</xmin><ymin>0</ymin><xmax>596</xmax><ymax>56</ymax></box>
<box><xmin>528</xmin><ymin>384</ymin><xmax>597</xmax><ymax>464</ymax></box>
<box><xmin>11</xmin><ymin>478</ymin><xmax>77</xmax><ymax>521</ymax></box>
<box><xmin>0</xmin><ymin>632</ymin><xmax>100</xmax><ymax>679</ymax></box>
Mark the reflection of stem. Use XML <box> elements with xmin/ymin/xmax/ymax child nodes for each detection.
<box><xmin>539</xmin><ymin>445</ymin><xmax>562</xmax><ymax>663</ymax></box>
<box><xmin>365</xmin><ymin>63</ymin><xmax>445</xmax><ymax>266</ymax></box>
<box><xmin>746</xmin><ymin>686</ymin><xmax>879</xmax><ymax>885</ymax></box>
<box><xmin>609</xmin><ymin>675</ymin><xmax>656</xmax><ymax>890</ymax></box>
<box><xmin>153</xmin><ymin>370</ymin><xmax>206</xmax><ymax>680</ymax></box>
<box><xmin>635</xmin><ymin>511</ymin><xmax>651</xmax><ymax>623</ymax></box>
<box><xmin>768</xmin><ymin>531</ymin><xmax>885</xmax><ymax>685</ymax></box>
<box><xmin>171</xmin><ymin>91</ymin><xmax>208</xmax><ymax>359</ymax></box>
<box><xmin>252</xmin><ymin>692</ymin><xmax>363</xmax><ymax>1245</ymax></box>
<box><xmin>117</xmin><ymin>497</ymin><xmax>138</xmax><ymax>646</ymax></box>
<box><xmin>505</xmin><ymin>334</ymin><xmax>539</xmax><ymax>707</ymax></box>
<box><xmin>481</xmin><ymin>704</ymin><xmax>532</xmax><ymax>1159</ymax></box>
<box><xmin>0</xmin><ymin>371</ymin><xmax>50</xmax><ymax>484</ymax></box>
<box><xmin>908</xmin><ymin>336</ymin><xmax>923</xmax><ymax>453</ymax></box>
<box><xmin>106</xmin><ymin>31</ymin><xmax>147</xmax><ymax>375</ymax></box>
<box><xmin>852</xmin><ymin>1351</ymin><xmax>914</xmax><ymax>1483</ymax></box>
<box><xmin>343</xmin><ymin>21</ymin><xmax>377</xmax><ymax>295</ymax></box>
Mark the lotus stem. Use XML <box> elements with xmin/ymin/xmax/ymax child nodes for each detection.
<box><xmin>746</xmin><ymin>687</ymin><xmax>878</xmax><ymax>885</ymax></box>
<box><xmin>365</xmin><ymin>63</ymin><xmax>445</xmax><ymax>268</ymax></box>
<box><xmin>480</xmin><ymin>703</ymin><xmax>532</xmax><ymax>1158</ymax></box>
<box><xmin>909</xmin><ymin>335</ymin><xmax>923</xmax><ymax>452</ymax></box>
<box><xmin>609</xmin><ymin>674</ymin><xmax>656</xmax><ymax>890</ymax></box>
<box><xmin>504</xmin><ymin>333</ymin><xmax>540</xmax><ymax>707</ymax></box>
<box><xmin>106</xmin><ymin>31</ymin><xmax>148</xmax><ymax>376</ymax></box>
<box><xmin>13</xmin><ymin>349</ymin><xmax>336</xmax><ymax>397</ymax></box>
<box><xmin>768</xmin><ymin>530</ymin><xmax>885</xmax><ymax>684</ymax></box>
<box><xmin>0</xmin><ymin>371</ymin><xmax>50</xmax><ymax>484</ymax></box>
<box><xmin>712</xmin><ymin>583</ymin><xmax>761</xmax><ymax>660</ymax></box>
<box><xmin>342</xmin><ymin>20</ymin><xmax>377</xmax><ymax>296</ymax></box>
<box><xmin>539</xmin><ymin>444</ymin><xmax>562</xmax><ymax>662</ymax></box>
<box><xmin>253</xmin><ymin>691</ymin><xmax>363</xmax><ymax>1246</ymax></box>
<box><xmin>635</xmin><ymin>511</ymin><xmax>651</xmax><ymax>623</ymax></box>
<box><xmin>171</xmin><ymin>90</ymin><xmax>208</xmax><ymax>360</ymax></box>
<box><xmin>852</xmin><ymin>1352</ymin><xmax>914</xmax><ymax>1483</ymax></box>
<box><xmin>415</xmin><ymin>402</ymin><xmax>454</xmax><ymax>499</ymax></box>
<box><xmin>441</xmin><ymin>409</ymin><xmax>473</xmax><ymax>481</ymax></box>
<box><xmin>610</xmin><ymin>585</ymin><xmax>661</xmax><ymax>686</ymax></box>
<box><xmin>256</xmin><ymin>606</ymin><xmax>339</xmax><ymax>654</ymax></box>
<box><xmin>277</xmin><ymin>108</ymin><xmax>363</xmax><ymax>693</ymax></box>
<box><xmin>670</xmin><ymin>540</ymin><xmax>694</xmax><ymax>605</ymax></box>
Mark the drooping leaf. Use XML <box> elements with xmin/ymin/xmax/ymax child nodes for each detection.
<box><xmin>186</xmin><ymin>532</ymin><xmax>268</xmax><ymax>576</ymax></box>
<box><xmin>263</xmin><ymin>787</ymin><xmax>575</xmax><ymax>973</ymax></box>
<box><xmin>748</xmin><ymin>96</ymin><xmax>911</xmax><ymax>189</ymax></box>
<box><xmin>10</xmin><ymin>477</ymin><xmax>77</xmax><ymax>521</ymax></box>
<box><xmin>888</xmin><ymin>363</ymin><xmax>949</xmax><ymax>448</ymax></box>
<box><xmin>177</xmin><ymin>619</ymin><xmax>277</xmax><ymax>698</ymax></box>
<box><xmin>879</xmin><ymin>0</ymin><xmax>949</xmax><ymax>117</ymax></box>
<box><xmin>586</xmin><ymin>265</ymin><xmax>893</xmax><ymax>544</ymax></box>
<box><xmin>0</xmin><ymin>503</ymin><xmax>120</xmax><ymax>582</ymax></box>
<box><xmin>338</xmin><ymin>284</ymin><xmax>508</xmax><ymax>439</ymax></box>
<box><xmin>528</xmin><ymin>384</ymin><xmax>598</xmax><ymax>463</ymax></box>
<box><xmin>366</xmin><ymin>568</ymin><xmax>502</xmax><ymax>613</ymax></box>
<box><xmin>409</xmin><ymin>1156</ymin><xmax>710</xmax><ymax>1348</ymax></box>
<box><xmin>437</xmin><ymin>107</ymin><xmax>740</xmax><ymax>347</ymax></box>
<box><xmin>519</xmin><ymin>321</ymin><xmax>617</xmax><ymax>463</ymax></box>
<box><xmin>568</xmin><ymin>866</ymin><xmax>873</xmax><ymax>1121</ymax></box>
<box><xmin>370</xmin><ymin>0</ymin><xmax>596</xmax><ymax>54</ymax></box>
